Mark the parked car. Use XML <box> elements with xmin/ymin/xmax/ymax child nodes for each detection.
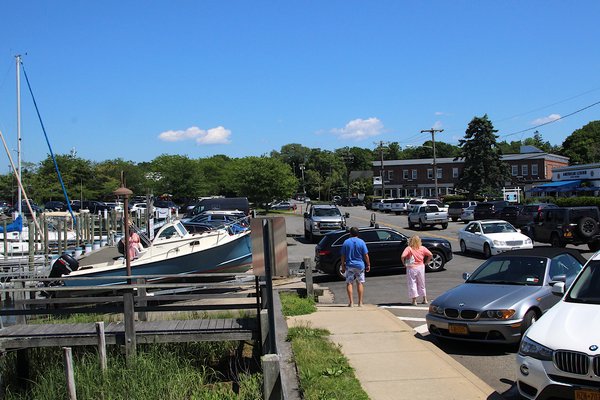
<box><xmin>473</xmin><ymin>201</ymin><xmax>509</xmax><ymax>220</ymax></box>
<box><xmin>7</xmin><ymin>200</ymin><xmax>43</xmax><ymax>216</ymax></box>
<box><xmin>513</xmin><ymin>203</ymin><xmax>557</xmax><ymax>228</ymax></box>
<box><xmin>269</xmin><ymin>201</ymin><xmax>295</xmax><ymax>211</ymax></box>
<box><xmin>408</xmin><ymin>205</ymin><xmax>449</xmax><ymax>230</ymax></box>
<box><xmin>154</xmin><ymin>200</ymin><xmax>179</xmax><ymax>214</ymax></box>
<box><xmin>516</xmin><ymin>250</ymin><xmax>600</xmax><ymax>399</ymax></box>
<box><xmin>129</xmin><ymin>203</ymin><xmax>148</xmax><ymax>213</ymax></box>
<box><xmin>458</xmin><ymin>220</ymin><xmax>533</xmax><ymax>258</ymax></box>
<box><xmin>427</xmin><ymin>248</ymin><xmax>585</xmax><ymax>345</ymax></box>
<box><xmin>460</xmin><ymin>205</ymin><xmax>477</xmax><ymax>223</ymax></box>
<box><xmin>371</xmin><ymin>198</ymin><xmax>385</xmax><ymax>211</ymax></box>
<box><xmin>339</xmin><ymin>197</ymin><xmax>363</xmax><ymax>207</ymax></box>
<box><xmin>495</xmin><ymin>205</ymin><xmax>521</xmax><ymax>227</ymax></box>
<box><xmin>407</xmin><ymin>198</ymin><xmax>444</xmax><ymax>213</ymax></box>
<box><xmin>448</xmin><ymin>201</ymin><xmax>478</xmax><ymax>222</ymax></box>
<box><xmin>44</xmin><ymin>200</ymin><xmax>66</xmax><ymax>211</ymax></box>
<box><xmin>183</xmin><ymin>211</ymin><xmax>249</xmax><ymax>233</ymax></box>
<box><xmin>71</xmin><ymin>200</ymin><xmax>110</xmax><ymax>214</ymax></box>
<box><xmin>390</xmin><ymin>198</ymin><xmax>411</xmax><ymax>215</ymax></box>
<box><xmin>304</xmin><ymin>204</ymin><xmax>348</xmax><ymax>243</ymax></box>
<box><xmin>315</xmin><ymin>226</ymin><xmax>453</xmax><ymax>279</ymax></box>
<box><xmin>522</xmin><ymin>206</ymin><xmax>600</xmax><ymax>251</ymax></box>
<box><xmin>187</xmin><ymin>197</ymin><xmax>250</xmax><ymax>217</ymax></box>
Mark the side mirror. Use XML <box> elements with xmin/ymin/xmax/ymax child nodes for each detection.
<box><xmin>550</xmin><ymin>274</ymin><xmax>566</xmax><ymax>283</ymax></box>
<box><xmin>551</xmin><ymin>281</ymin><xmax>565</xmax><ymax>296</ymax></box>
<box><xmin>303</xmin><ymin>212</ymin><xmax>309</xmax><ymax>218</ymax></box>
<box><xmin>462</xmin><ymin>272</ymin><xmax>471</xmax><ymax>280</ymax></box>
<box><xmin>344</xmin><ymin>212</ymin><xmax>350</xmax><ymax>218</ymax></box>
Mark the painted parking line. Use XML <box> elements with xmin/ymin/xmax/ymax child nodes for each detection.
<box><xmin>380</xmin><ymin>305</ymin><xmax>429</xmax><ymax>311</ymax></box>
<box><xmin>414</xmin><ymin>324</ymin><xmax>429</xmax><ymax>335</ymax></box>
<box><xmin>397</xmin><ymin>316</ymin><xmax>426</xmax><ymax>322</ymax></box>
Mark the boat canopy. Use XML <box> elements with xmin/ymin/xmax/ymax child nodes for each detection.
<box><xmin>0</xmin><ymin>215</ymin><xmax>23</xmax><ymax>233</ymax></box>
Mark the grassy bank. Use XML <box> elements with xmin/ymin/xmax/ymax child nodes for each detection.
<box><xmin>280</xmin><ymin>292</ymin><xmax>369</xmax><ymax>400</ymax></box>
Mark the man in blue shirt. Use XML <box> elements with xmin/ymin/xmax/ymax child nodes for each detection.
<box><xmin>341</xmin><ymin>227</ymin><xmax>371</xmax><ymax>307</ymax></box>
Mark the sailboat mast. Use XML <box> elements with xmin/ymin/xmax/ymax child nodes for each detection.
<box><xmin>15</xmin><ymin>55</ymin><xmax>22</xmax><ymax>216</ymax></box>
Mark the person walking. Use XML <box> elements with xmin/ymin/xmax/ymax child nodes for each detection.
<box><xmin>340</xmin><ymin>227</ymin><xmax>371</xmax><ymax>307</ymax></box>
<box><xmin>401</xmin><ymin>235</ymin><xmax>432</xmax><ymax>306</ymax></box>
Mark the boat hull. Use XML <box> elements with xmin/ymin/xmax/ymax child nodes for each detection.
<box><xmin>64</xmin><ymin>231</ymin><xmax>253</xmax><ymax>287</ymax></box>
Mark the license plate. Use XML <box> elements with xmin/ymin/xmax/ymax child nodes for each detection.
<box><xmin>448</xmin><ymin>324</ymin><xmax>469</xmax><ymax>335</ymax></box>
<box><xmin>575</xmin><ymin>389</ymin><xmax>600</xmax><ymax>400</ymax></box>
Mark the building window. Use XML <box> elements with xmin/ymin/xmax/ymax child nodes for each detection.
<box><xmin>403</xmin><ymin>169</ymin><xmax>409</xmax><ymax>180</ymax></box>
<box><xmin>522</xmin><ymin>165</ymin><xmax>529</xmax><ymax>176</ymax></box>
<box><xmin>388</xmin><ymin>170</ymin><xmax>394</xmax><ymax>181</ymax></box>
<box><xmin>531</xmin><ymin>164</ymin><xmax>538</xmax><ymax>176</ymax></box>
<box><xmin>437</xmin><ymin>168</ymin><xmax>442</xmax><ymax>179</ymax></box>
<box><xmin>412</xmin><ymin>169</ymin><xmax>417</xmax><ymax>180</ymax></box>
<box><xmin>452</xmin><ymin>167</ymin><xmax>459</xmax><ymax>178</ymax></box>
<box><xmin>427</xmin><ymin>169</ymin><xmax>433</xmax><ymax>179</ymax></box>
<box><xmin>512</xmin><ymin>165</ymin><xmax>518</xmax><ymax>176</ymax></box>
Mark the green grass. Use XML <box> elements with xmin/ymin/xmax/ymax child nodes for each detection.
<box><xmin>279</xmin><ymin>291</ymin><xmax>317</xmax><ymax>316</ymax></box>
<box><xmin>1</xmin><ymin>342</ymin><xmax>262</xmax><ymax>400</ymax></box>
<box><xmin>287</xmin><ymin>326</ymin><xmax>369</xmax><ymax>400</ymax></box>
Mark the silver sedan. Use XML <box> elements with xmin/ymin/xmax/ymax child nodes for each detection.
<box><xmin>426</xmin><ymin>248</ymin><xmax>585</xmax><ymax>344</ymax></box>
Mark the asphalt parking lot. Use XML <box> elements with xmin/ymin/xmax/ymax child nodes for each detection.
<box><xmin>279</xmin><ymin>204</ymin><xmax>596</xmax><ymax>399</ymax></box>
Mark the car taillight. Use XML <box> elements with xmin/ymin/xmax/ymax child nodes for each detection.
<box><xmin>318</xmin><ymin>250</ymin><xmax>331</xmax><ymax>256</ymax></box>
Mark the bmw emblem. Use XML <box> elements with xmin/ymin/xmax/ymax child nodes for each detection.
<box><xmin>590</xmin><ymin>345</ymin><xmax>598</xmax><ymax>352</ymax></box>
<box><xmin>459</xmin><ymin>302</ymin><xmax>465</xmax><ymax>307</ymax></box>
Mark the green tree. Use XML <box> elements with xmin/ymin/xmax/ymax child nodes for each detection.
<box><xmin>456</xmin><ymin>115</ymin><xmax>510</xmax><ymax>198</ymax></box>
<box><xmin>149</xmin><ymin>155</ymin><xmax>203</xmax><ymax>202</ymax></box>
<box><xmin>560</xmin><ymin>121</ymin><xmax>600</xmax><ymax>165</ymax></box>
<box><xmin>229</xmin><ymin>157</ymin><xmax>298</xmax><ymax>205</ymax></box>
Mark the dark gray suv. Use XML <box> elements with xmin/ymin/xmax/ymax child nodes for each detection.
<box><xmin>523</xmin><ymin>206</ymin><xmax>600</xmax><ymax>251</ymax></box>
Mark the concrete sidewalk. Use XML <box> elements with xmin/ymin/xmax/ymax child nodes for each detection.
<box><xmin>288</xmin><ymin>304</ymin><xmax>503</xmax><ymax>400</ymax></box>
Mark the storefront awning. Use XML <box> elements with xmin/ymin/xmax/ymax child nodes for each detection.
<box><xmin>528</xmin><ymin>180</ymin><xmax>582</xmax><ymax>193</ymax></box>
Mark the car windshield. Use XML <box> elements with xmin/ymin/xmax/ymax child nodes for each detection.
<box><xmin>481</xmin><ymin>222</ymin><xmax>516</xmax><ymax>234</ymax></box>
<box><xmin>314</xmin><ymin>208</ymin><xmax>341</xmax><ymax>217</ymax></box>
<box><xmin>467</xmin><ymin>256</ymin><xmax>547</xmax><ymax>286</ymax></box>
<box><xmin>566</xmin><ymin>260</ymin><xmax>600</xmax><ymax>304</ymax></box>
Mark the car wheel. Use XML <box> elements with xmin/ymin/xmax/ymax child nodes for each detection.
<box><xmin>335</xmin><ymin>260</ymin><xmax>345</xmax><ymax>281</ymax></box>
<box><xmin>451</xmin><ymin>217</ymin><xmax>458</xmax><ymax>222</ymax></box>
<box><xmin>304</xmin><ymin>229</ymin><xmax>310</xmax><ymax>240</ymax></box>
<box><xmin>441</xmin><ymin>223</ymin><xmax>448</xmax><ymax>229</ymax></box>
<box><xmin>520</xmin><ymin>310</ymin><xmax>538</xmax><ymax>336</ymax></box>
<box><xmin>578</xmin><ymin>217</ymin><xmax>599</xmax><ymax>238</ymax></box>
<box><xmin>460</xmin><ymin>240</ymin><xmax>467</xmax><ymax>254</ymax></box>
<box><xmin>408</xmin><ymin>220</ymin><xmax>415</xmax><ymax>229</ymax></box>
<box><xmin>483</xmin><ymin>243</ymin><xmax>492</xmax><ymax>259</ymax></box>
<box><xmin>425</xmin><ymin>250</ymin><xmax>445</xmax><ymax>272</ymax></box>
<box><xmin>550</xmin><ymin>233</ymin><xmax>565</xmax><ymax>248</ymax></box>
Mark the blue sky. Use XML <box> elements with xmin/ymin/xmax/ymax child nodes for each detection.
<box><xmin>0</xmin><ymin>1</ymin><xmax>599</xmax><ymax>172</ymax></box>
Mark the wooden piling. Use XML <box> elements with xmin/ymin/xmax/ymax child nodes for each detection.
<box><xmin>63</xmin><ymin>347</ymin><xmax>77</xmax><ymax>400</ymax></box>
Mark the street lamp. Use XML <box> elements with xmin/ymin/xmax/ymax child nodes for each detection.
<box><xmin>114</xmin><ymin>184</ymin><xmax>133</xmax><ymax>281</ymax></box>
<box><xmin>299</xmin><ymin>164</ymin><xmax>306</xmax><ymax>196</ymax></box>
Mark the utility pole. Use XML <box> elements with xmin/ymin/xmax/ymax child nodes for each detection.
<box><xmin>420</xmin><ymin>129</ymin><xmax>444</xmax><ymax>199</ymax></box>
<box><xmin>374</xmin><ymin>141</ymin><xmax>389</xmax><ymax>198</ymax></box>
<box><xmin>341</xmin><ymin>147</ymin><xmax>354</xmax><ymax>198</ymax></box>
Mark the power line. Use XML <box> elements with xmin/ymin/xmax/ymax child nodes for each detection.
<box><xmin>500</xmin><ymin>100</ymin><xmax>600</xmax><ymax>139</ymax></box>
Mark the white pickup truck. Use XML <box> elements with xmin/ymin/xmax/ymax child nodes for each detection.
<box><xmin>408</xmin><ymin>205</ymin><xmax>449</xmax><ymax>230</ymax></box>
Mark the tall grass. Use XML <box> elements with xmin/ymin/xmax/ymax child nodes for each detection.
<box><xmin>1</xmin><ymin>342</ymin><xmax>262</xmax><ymax>399</ymax></box>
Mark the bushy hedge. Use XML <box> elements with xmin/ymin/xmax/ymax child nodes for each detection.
<box><xmin>526</xmin><ymin>196</ymin><xmax>600</xmax><ymax>208</ymax></box>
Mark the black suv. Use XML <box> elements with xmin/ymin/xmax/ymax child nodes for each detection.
<box><xmin>513</xmin><ymin>203</ymin><xmax>558</xmax><ymax>228</ymax></box>
<box><xmin>473</xmin><ymin>201</ymin><xmax>509</xmax><ymax>220</ymax></box>
<box><xmin>315</xmin><ymin>226</ymin><xmax>453</xmax><ymax>279</ymax></box>
<box><xmin>523</xmin><ymin>206</ymin><xmax>600</xmax><ymax>251</ymax></box>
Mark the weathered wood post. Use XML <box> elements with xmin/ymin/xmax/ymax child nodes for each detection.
<box><xmin>2</xmin><ymin>220</ymin><xmax>7</xmax><ymax>260</ymax></box>
<box><xmin>262</xmin><ymin>354</ymin><xmax>282</xmax><ymax>400</ymax></box>
<box><xmin>96</xmin><ymin>322</ymin><xmax>107</xmax><ymax>371</ymax></box>
<box><xmin>137</xmin><ymin>278</ymin><xmax>147</xmax><ymax>321</ymax></box>
<box><xmin>63</xmin><ymin>217</ymin><xmax>68</xmax><ymax>253</ymax></box>
<box><xmin>303</xmin><ymin>257</ymin><xmax>313</xmax><ymax>299</ymax></box>
<box><xmin>123</xmin><ymin>291</ymin><xmax>137</xmax><ymax>363</ymax></box>
<box><xmin>43</xmin><ymin>217</ymin><xmax>49</xmax><ymax>258</ymax></box>
<box><xmin>27</xmin><ymin>221</ymin><xmax>35</xmax><ymax>271</ymax></box>
<box><xmin>57</xmin><ymin>220</ymin><xmax>62</xmax><ymax>255</ymax></box>
<box><xmin>63</xmin><ymin>347</ymin><xmax>77</xmax><ymax>400</ymax></box>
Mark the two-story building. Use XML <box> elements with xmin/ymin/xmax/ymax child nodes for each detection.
<box><xmin>528</xmin><ymin>163</ymin><xmax>600</xmax><ymax>197</ymax></box>
<box><xmin>372</xmin><ymin>147</ymin><xmax>569</xmax><ymax>198</ymax></box>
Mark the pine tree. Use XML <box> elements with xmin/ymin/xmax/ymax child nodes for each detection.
<box><xmin>456</xmin><ymin>115</ymin><xmax>510</xmax><ymax>198</ymax></box>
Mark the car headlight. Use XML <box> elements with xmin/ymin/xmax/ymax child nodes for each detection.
<box><xmin>493</xmin><ymin>240</ymin><xmax>507</xmax><ymax>246</ymax></box>
<box><xmin>481</xmin><ymin>309</ymin><xmax>516</xmax><ymax>319</ymax></box>
<box><xmin>525</xmin><ymin>238</ymin><xmax>532</xmax><ymax>245</ymax></box>
<box><xmin>428</xmin><ymin>304</ymin><xmax>445</xmax><ymax>315</ymax></box>
<box><xmin>519</xmin><ymin>336</ymin><xmax>553</xmax><ymax>361</ymax></box>
<box><xmin>440</xmin><ymin>242</ymin><xmax>452</xmax><ymax>249</ymax></box>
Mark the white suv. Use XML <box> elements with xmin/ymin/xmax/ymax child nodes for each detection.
<box><xmin>516</xmin><ymin>250</ymin><xmax>600</xmax><ymax>399</ymax></box>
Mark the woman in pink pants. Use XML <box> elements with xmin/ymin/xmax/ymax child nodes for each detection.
<box><xmin>401</xmin><ymin>236</ymin><xmax>432</xmax><ymax>306</ymax></box>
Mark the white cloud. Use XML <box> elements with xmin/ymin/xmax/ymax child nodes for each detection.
<box><xmin>158</xmin><ymin>125</ymin><xmax>232</xmax><ymax>145</ymax></box>
<box><xmin>531</xmin><ymin>114</ymin><xmax>561</xmax><ymax>125</ymax></box>
<box><xmin>331</xmin><ymin>117</ymin><xmax>384</xmax><ymax>140</ymax></box>
<box><xmin>432</xmin><ymin>121</ymin><xmax>443</xmax><ymax>130</ymax></box>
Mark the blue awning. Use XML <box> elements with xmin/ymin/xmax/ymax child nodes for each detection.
<box><xmin>528</xmin><ymin>180</ymin><xmax>581</xmax><ymax>193</ymax></box>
